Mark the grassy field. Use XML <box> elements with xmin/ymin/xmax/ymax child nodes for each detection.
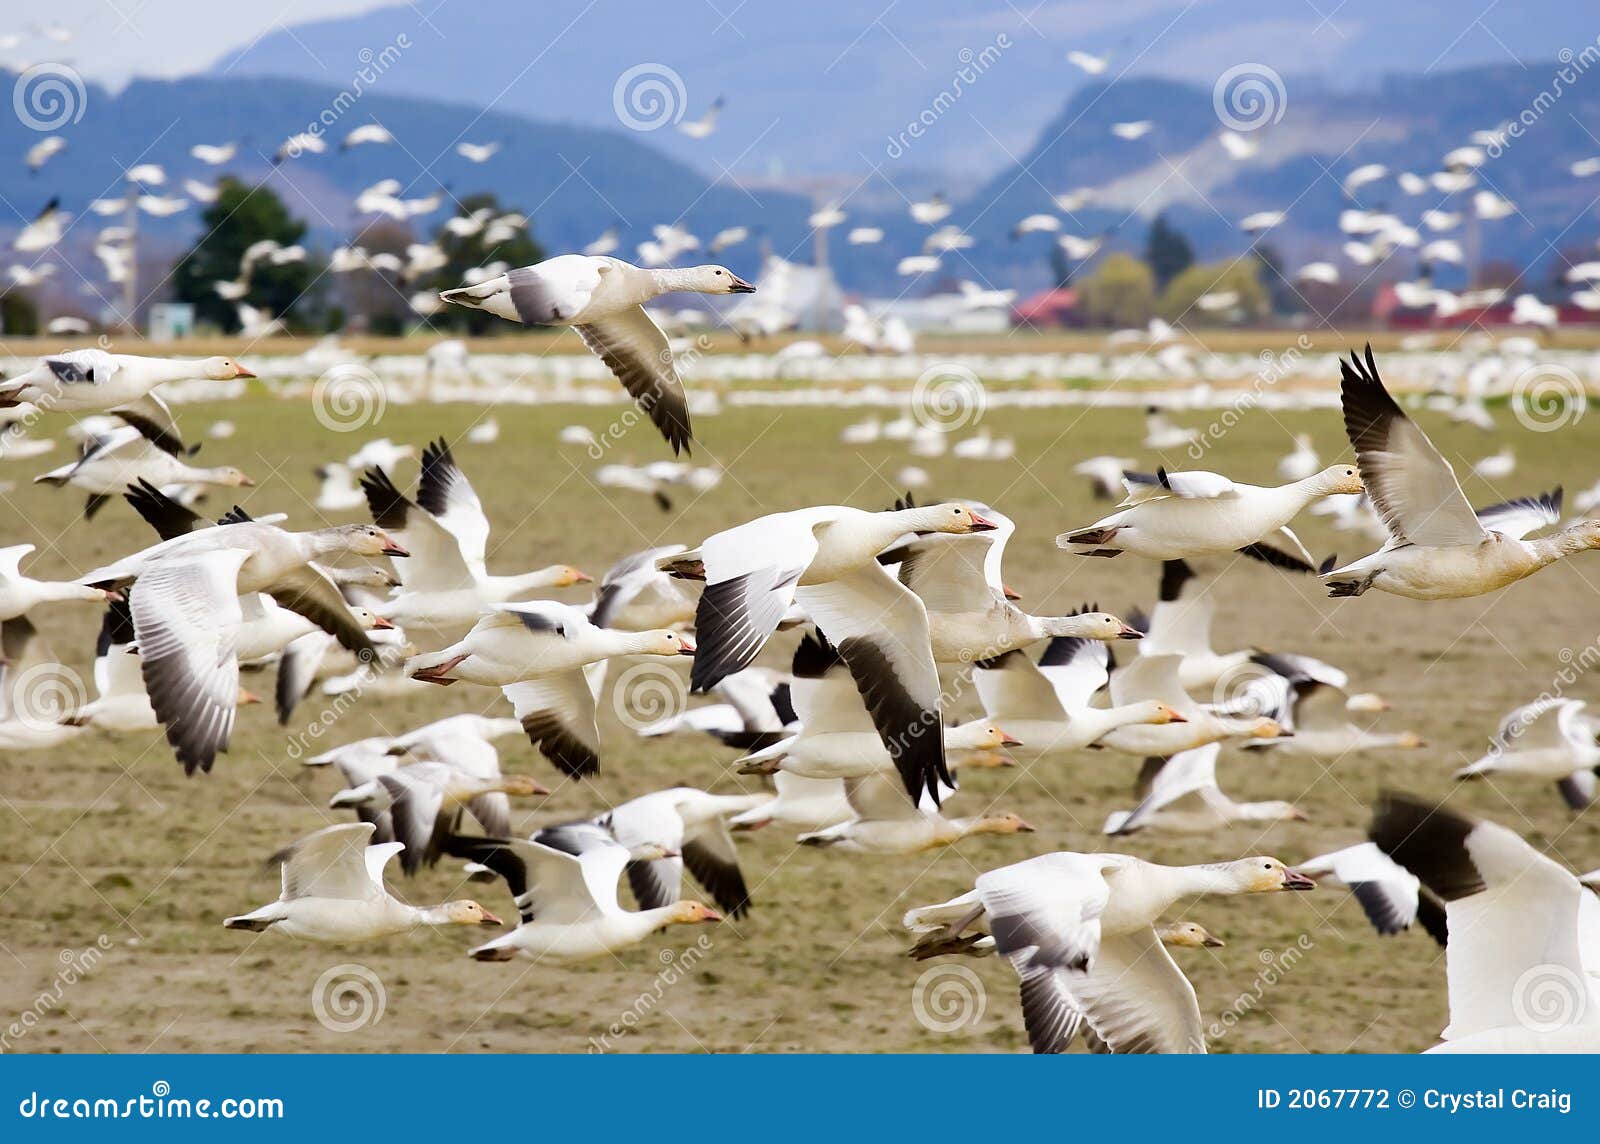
<box><xmin>2</xmin><ymin>383</ymin><xmax>1598</xmax><ymax>1054</ymax></box>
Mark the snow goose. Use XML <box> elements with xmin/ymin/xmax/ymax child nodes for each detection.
<box><xmin>1276</xmin><ymin>433</ymin><xmax>1320</xmax><ymax>482</ymax></box>
<box><xmin>361</xmin><ymin>438</ymin><xmax>589</xmax><ymax>630</ymax></box>
<box><xmin>1324</xmin><ymin>348</ymin><xmax>1596</xmax><ymax>599</ymax></box>
<box><xmin>34</xmin><ymin>426</ymin><xmax>253</xmax><ymax>517</ymax></box>
<box><xmin>313</xmin><ymin>462</ymin><xmax>366</xmax><ymax>512</ymax></box>
<box><xmin>1059</xmin><ymin>464</ymin><xmax>1360</xmax><ymax>562</ymax></box>
<box><xmin>1073</xmin><ymin>455</ymin><xmax>1137</xmax><ymax>501</ymax></box>
<box><xmin>1295</xmin><ymin>842</ymin><xmax>1446</xmax><ymax>943</ymax></box>
<box><xmin>1102</xmin><ymin>744</ymin><xmax>1306</xmax><ymax>835</ymax></box>
<box><xmin>665</xmin><ymin>501</ymin><xmax>997</xmax><ymax>804</ymax></box>
<box><xmin>1142</xmin><ymin>407</ymin><xmax>1198</xmax><ymax>451</ymax></box>
<box><xmin>904</xmin><ymin>850</ymin><xmax>1314</xmax><ymax>1053</ymax></box>
<box><xmin>403</xmin><ymin>601</ymin><xmax>692</xmax><ymax>776</ymax></box>
<box><xmin>729</xmin><ymin>772</ymin><xmax>852</xmax><ymax>834</ymax></box>
<box><xmin>1471</xmin><ymin>447</ymin><xmax>1515</xmax><ymax>480</ymax></box>
<box><xmin>359</xmin><ymin>762</ymin><xmax>548</xmax><ymax>874</ymax></box>
<box><xmin>307</xmin><ymin>737</ymin><xmax>401</xmax><ymax>840</ymax></box>
<box><xmin>796</xmin><ymin>772</ymin><xmax>1033</xmax><ymax>854</ymax></box>
<box><xmin>587</xmin><ymin>545</ymin><xmax>698</xmax><ymax>632</ymax></box>
<box><xmin>0</xmin><ymin>351</ymin><xmax>253</xmax><ymax>454</ymax></box>
<box><xmin>451</xmin><ymin>832</ymin><xmax>720</xmax><ymax>963</ymax></box>
<box><xmin>1127</xmin><ymin>559</ymin><xmax>1253</xmax><ymax>689</ymax></box>
<box><xmin>602</xmin><ymin>787</ymin><xmax>764</xmax><ymax>917</ymax></box>
<box><xmin>79</xmin><ymin>517</ymin><xmax>406</xmax><ymax>774</ymax></box>
<box><xmin>638</xmin><ymin>667</ymin><xmax>794</xmax><ymax>750</ymax></box>
<box><xmin>438</xmin><ymin>255</ymin><xmax>755</xmax><ymax>454</ymax></box>
<box><xmin>972</xmin><ymin>630</ymin><xmax>1186</xmax><ymax>759</ymax></box>
<box><xmin>1370</xmin><ymin>792</ymin><xmax>1600</xmax><ymax>1051</ymax></box>
<box><xmin>0</xmin><ymin>544</ymin><xmax>109</xmax><ymax>657</ymax></box>
<box><xmin>1455</xmin><ymin>697</ymin><xmax>1600</xmax><ymax>808</ymax></box>
<box><xmin>1098</xmin><ymin>653</ymin><xmax>1286</xmax><ymax>758</ymax></box>
<box><xmin>888</xmin><ymin>504</ymin><xmax>1140</xmax><ymax>662</ymax></box>
<box><xmin>224</xmin><ymin>823</ymin><xmax>500</xmax><ymax>941</ymax></box>
<box><xmin>1234</xmin><ymin>661</ymin><xmax>1425</xmax><ymax>759</ymax></box>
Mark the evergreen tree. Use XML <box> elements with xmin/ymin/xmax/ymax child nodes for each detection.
<box><xmin>1145</xmin><ymin>213</ymin><xmax>1194</xmax><ymax>290</ymax></box>
<box><xmin>173</xmin><ymin>178</ymin><xmax>318</xmax><ymax>333</ymax></box>
<box><xmin>420</xmin><ymin>194</ymin><xmax>545</xmax><ymax>334</ymax></box>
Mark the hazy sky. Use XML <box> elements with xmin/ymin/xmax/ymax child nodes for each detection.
<box><xmin>2</xmin><ymin>0</ymin><xmax>388</xmax><ymax>86</ymax></box>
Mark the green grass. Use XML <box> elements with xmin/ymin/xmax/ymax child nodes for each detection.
<box><xmin>1</xmin><ymin>390</ymin><xmax>1597</xmax><ymax>1053</ymax></box>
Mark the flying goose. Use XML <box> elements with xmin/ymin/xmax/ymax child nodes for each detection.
<box><xmin>355</xmin><ymin>762</ymin><xmax>549</xmax><ymax>875</ymax></box>
<box><xmin>664</xmin><ymin>501</ymin><xmax>997</xmax><ymax>805</ymax></box>
<box><xmin>1102</xmin><ymin>744</ymin><xmax>1306</xmax><ymax>835</ymax></box>
<box><xmin>796</xmin><ymin>772</ymin><xmax>1033</xmax><ymax>854</ymax></box>
<box><xmin>79</xmin><ymin>516</ymin><xmax>406</xmax><ymax>774</ymax></box>
<box><xmin>361</xmin><ymin>438</ymin><xmax>589</xmax><ymax>631</ymax></box>
<box><xmin>1142</xmin><ymin>407</ymin><xmax>1199</xmax><ymax>450</ymax></box>
<box><xmin>223</xmin><ymin>823</ymin><xmax>500</xmax><ymax>942</ymax></box>
<box><xmin>904</xmin><ymin>850</ymin><xmax>1314</xmax><ymax>1053</ymax></box>
<box><xmin>729</xmin><ymin>772</ymin><xmax>853</xmax><ymax>834</ymax></box>
<box><xmin>1324</xmin><ymin>348</ymin><xmax>1595</xmax><ymax>599</ymax></box>
<box><xmin>0</xmin><ymin>544</ymin><xmax>109</xmax><ymax>664</ymax></box>
<box><xmin>972</xmin><ymin>631</ymin><xmax>1186</xmax><ymax>759</ymax></box>
<box><xmin>587</xmin><ymin>544</ymin><xmax>700</xmax><ymax>632</ymax></box>
<box><xmin>403</xmin><ymin>600</ymin><xmax>693</xmax><ymax>777</ymax></box>
<box><xmin>1295</xmin><ymin>842</ymin><xmax>1446</xmax><ymax>943</ymax></box>
<box><xmin>1127</xmin><ymin>559</ymin><xmax>1255</xmax><ymax>689</ymax></box>
<box><xmin>1370</xmin><ymin>792</ymin><xmax>1600</xmax><ymax>1051</ymax></box>
<box><xmin>1097</xmin><ymin>653</ymin><xmax>1286</xmax><ymax>758</ymax></box>
<box><xmin>602</xmin><ymin>787</ymin><xmax>764</xmax><ymax>917</ymax></box>
<box><xmin>1060</xmin><ymin>464</ymin><xmax>1361</xmax><ymax>562</ymax></box>
<box><xmin>1233</xmin><ymin>661</ymin><xmax>1425</xmax><ymax>759</ymax></box>
<box><xmin>34</xmin><ymin>426</ymin><xmax>253</xmax><ymax>517</ymax></box>
<box><xmin>438</xmin><ymin>254</ymin><xmax>755</xmax><ymax>453</ymax></box>
<box><xmin>449</xmin><ymin>831</ymin><xmax>721</xmax><ymax>963</ymax></box>
<box><xmin>1455</xmin><ymin>697</ymin><xmax>1600</xmax><ymax>808</ymax></box>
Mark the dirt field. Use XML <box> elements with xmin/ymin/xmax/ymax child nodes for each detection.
<box><xmin>2</xmin><ymin>381</ymin><xmax>1598</xmax><ymax>1054</ymax></box>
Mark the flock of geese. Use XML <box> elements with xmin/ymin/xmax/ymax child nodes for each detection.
<box><xmin>5</xmin><ymin>307</ymin><xmax>1600</xmax><ymax>1052</ymax></box>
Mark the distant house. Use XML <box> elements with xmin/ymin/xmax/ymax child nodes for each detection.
<box><xmin>860</xmin><ymin>292</ymin><xmax>1011</xmax><ymax>333</ymax></box>
<box><xmin>1013</xmin><ymin>287</ymin><xmax>1079</xmax><ymax>328</ymax></box>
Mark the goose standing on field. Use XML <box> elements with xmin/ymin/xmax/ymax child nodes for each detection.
<box><xmin>1142</xmin><ymin>407</ymin><xmax>1199</xmax><ymax>451</ymax></box>
<box><xmin>1454</xmin><ymin>697</ymin><xmax>1600</xmax><ymax>808</ymax></box>
<box><xmin>1102</xmin><ymin>744</ymin><xmax>1306</xmax><ymax>835</ymax></box>
<box><xmin>1324</xmin><ymin>348</ymin><xmax>1597</xmax><ymax>599</ymax></box>
<box><xmin>313</xmin><ymin>462</ymin><xmax>366</xmax><ymax>512</ymax></box>
<box><xmin>361</xmin><ymin>438</ymin><xmax>590</xmax><ymax>631</ymax></box>
<box><xmin>34</xmin><ymin>426</ymin><xmax>254</xmax><ymax>517</ymax></box>
<box><xmin>1294</xmin><ymin>842</ymin><xmax>1446</xmax><ymax>943</ymax></box>
<box><xmin>438</xmin><ymin>254</ymin><xmax>755</xmax><ymax>453</ymax></box>
<box><xmin>404</xmin><ymin>600</ymin><xmax>693</xmax><ymax>777</ymax></box>
<box><xmin>903</xmin><ymin>850</ymin><xmax>1315</xmax><ymax>1053</ymax></box>
<box><xmin>1370</xmin><ymin>793</ymin><xmax>1600</xmax><ymax>1051</ymax></box>
<box><xmin>79</xmin><ymin>518</ymin><xmax>407</xmax><ymax>773</ymax></box>
<box><xmin>972</xmin><ymin>630</ymin><xmax>1187</xmax><ymax>759</ymax></box>
<box><xmin>667</xmin><ymin>501</ymin><xmax>998</xmax><ymax>803</ymax></box>
<box><xmin>0</xmin><ymin>351</ymin><xmax>254</xmax><ymax>453</ymax></box>
<box><xmin>1060</xmin><ymin>464</ymin><xmax>1362</xmax><ymax>563</ymax></box>
<box><xmin>450</xmin><ymin>832</ymin><xmax>721</xmax><ymax>963</ymax></box>
<box><xmin>602</xmin><ymin>786</ymin><xmax>764</xmax><ymax>917</ymax></box>
<box><xmin>1074</xmin><ymin>455</ymin><xmax>1137</xmax><ymax>501</ymax></box>
<box><xmin>223</xmin><ymin>823</ymin><xmax>502</xmax><ymax>941</ymax></box>
<box><xmin>1277</xmin><ymin>433</ymin><xmax>1320</xmax><ymax>482</ymax></box>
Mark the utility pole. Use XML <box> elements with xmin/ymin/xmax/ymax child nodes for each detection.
<box><xmin>121</xmin><ymin>178</ymin><xmax>139</xmax><ymax>335</ymax></box>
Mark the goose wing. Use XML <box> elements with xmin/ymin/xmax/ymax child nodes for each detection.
<box><xmin>976</xmin><ymin>852</ymin><xmax>1114</xmax><ymax>973</ymax></box>
<box><xmin>1109</xmin><ymin>652</ymin><xmax>1189</xmax><ymax>710</ymax></box>
<box><xmin>795</xmin><ymin>564</ymin><xmax>948</xmax><ymax>805</ymax></box>
<box><xmin>575</xmin><ymin>306</ymin><xmax>692</xmax><ymax>455</ymax></box>
<box><xmin>131</xmin><ymin>548</ymin><xmax>249</xmax><ymax>774</ymax></box>
<box><xmin>416</xmin><ymin>438</ymin><xmax>490</xmax><ymax>573</ymax></box>
<box><xmin>360</xmin><ymin>465</ymin><xmax>475</xmax><ymax>590</ymax></box>
<box><xmin>277</xmin><ymin>822</ymin><xmax>383</xmax><ymax>902</ymax></box>
<box><xmin>895</xmin><ymin>533</ymin><xmax>999</xmax><ymax>612</ymax></box>
<box><xmin>1476</xmin><ymin>488</ymin><xmax>1562</xmax><ymax>540</ymax></box>
<box><xmin>1068</xmin><ymin>928</ymin><xmax>1206</xmax><ymax>1053</ymax></box>
<box><xmin>1340</xmin><ymin>347</ymin><xmax>1485</xmax><ymax>547</ymax></box>
<box><xmin>503</xmin><ymin>670</ymin><xmax>601</xmax><ymax>777</ymax></box>
<box><xmin>1036</xmin><ymin>628</ymin><xmax>1112</xmax><ymax>711</ymax></box>
<box><xmin>1297</xmin><ymin>842</ymin><xmax>1422</xmax><ymax>936</ymax></box>
<box><xmin>974</xmin><ymin>651</ymin><xmax>1067</xmax><ymax>723</ymax></box>
<box><xmin>114</xmin><ymin>391</ymin><xmax>187</xmax><ymax>455</ymax></box>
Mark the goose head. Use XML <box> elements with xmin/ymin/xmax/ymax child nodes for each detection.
<box><xmin>553</xmin><ymin>564</ymin><xmax>593</xmax><ymax>586</ymax></box>
<box><xmin>210</xmin><ymin>466</ymin><xmax>254</xmax><ymax>487</ymax></box>
<box><xmin>1394</xmin><ymin>731</ymin><xmax>1427</xmax><ymax>749</ymax></box>
<box><xmin>667</xmin><ymin>900</ymin><xmax>723</xmax><ymax>925</ymax></box>
<box><xmin>1345</xmin><ymin>691</ymin><xmax>1389</xmax><ymax>713</ymax></box>
<box><xmin>627</xmin><ymin>841</ymin><xmax>680</xmax><ymax>862</ymax></box>
<box><xmin>442</xmin><ymin>900</ymin><xmax>503</xmax><ymax>927</ymax></box>
<box><xmin>907</xmin><ymin>503</ymin><xmax>1000</xmax><ymax>535</ymax></box>
<box><xmin>1244</xmin><ymin>800</ymin><xmax>1309</xmax><ymax>823</ymax></box>
<box><xmin>1309</xmin><ymin>464</ymin><xmax>1363</xmax><ymax>496</ymax></box>
<box><xmin>948</xmin><ymin>721</ymin><xmax>1023</xmax><ymax>750</ymax></box>
<box><xmin>321</xmin><ymin>523</ymin><xmax>410</xmax><ymax>558</ymax></box>
<box><xmin>1158</xmin><ymin>921</ymin><xmax>1225</xmax><ymax>948</ymax></box>
<box><xmin>1231</xmin><ymin>857</ymin><xmax>1318</xmax><ymax>893</ymax></box>
<box><xmin>1244</xmin><ymin>717</ymin><xmax>1288</xmax><ymax>739</ymax></box>
<box><xmin>202</xmin><ymin>356</ymin><xmax>256</xmax><ymax>380</ymax></box>
<box><xmin>685</xmin><ymin>265</ymin><xmax>755</xmax><ymax>294</ymax></box>
<box><xmin>1140</xmin><ymin>701</ymin><xmax>1188</xmax><ymax>725</ymax></box>
<box><xmin>636</xmin><ymin>630</ymin><xmax>695</xmax><ymax>657</ymax></box>
<box><xmin>500</xmin><ymin>774</ymin><xmax>550</xmax><ymax>797</ymax></box>
<box><xmin>348</xmin><ymin>608</ymin><xmax>396</xmax><ymax>632</ymax></box>
<box><xmin>1077</xmin><ymin>611</ymin><xmax>1143</xmax><ymax>640</ymax></box>
<box><xmin>1553</xmin><ymin>518</ymin><xmax>1600</xmax><ymax>554</ymax></box>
